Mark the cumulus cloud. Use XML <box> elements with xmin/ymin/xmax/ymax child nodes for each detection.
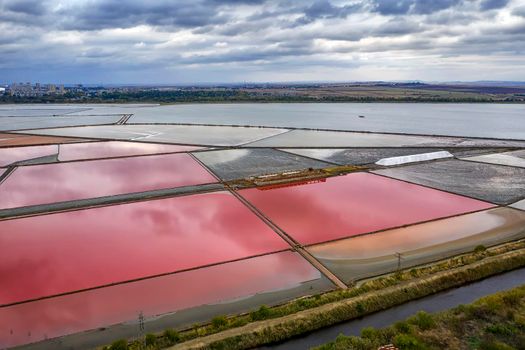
<box><xmin>0</xmin><ymin>0</ymin><xmax>524</xmax><ymax>83</ymax></box>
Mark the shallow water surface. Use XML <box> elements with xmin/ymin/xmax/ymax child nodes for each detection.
<box><xmin>239</xmin><ymin>172</ymin><xmax>494</xmax><ymax>245</ymax></box>
<box><xmin>0</xmin><ymin>153</ymin><xmax>216</xmax><ymax>209</ymax></box>
<box><xmin>127</xmin><ymin>103</ymin><xmax>525</xmax><ymax>140</ymax></box>
<box><xmin>0</xmin><ymin>191</ymin><xmax>289</xmax><ymax>305</ymax></box>
<box><xmin>0</xmin><ymin>251</ymin><xmax>329</xmax><ymax>349</ymax></box>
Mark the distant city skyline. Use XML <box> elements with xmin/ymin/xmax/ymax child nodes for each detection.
<box><xmin>1</xmin><ymin>0</ymin><xmax>524</xmax><ymax>84</ymax></box>
<box><xmin>3</xmin><ymin>80</ymin><xmax>525</xmax><ymax>87</ymax></box>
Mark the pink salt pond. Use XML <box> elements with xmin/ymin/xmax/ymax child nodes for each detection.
<box><xmin>239</xmin><ymin>172</ymin><xmax>494</xmax><ymax>245</ymax></box>
<box><xmin>0</xmin><ymin>192</ymin><xmax>288</xmax><ymax>305</ymax></box>
<box><xmin>0</xmin><ymin>251</ymin><xmax>323</xmax><ymax>348</ymax></box>
<box><xmin>0</xmin><ymin>153</ymin><xmax>216</xmax><ymax>209</ymax></box>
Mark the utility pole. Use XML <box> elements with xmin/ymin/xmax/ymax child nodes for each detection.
<box><xmin>138</xmin><ymin>311</ymin><xmax>145</xmax><ymax>334</ymax></box>
<box><xmin>395</xmin><ymin>252</ymin><xmax>403</xmax><ymax>271</ymax></box>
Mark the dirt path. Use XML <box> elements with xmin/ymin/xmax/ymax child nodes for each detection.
<box><xmin>168</xmin><ymin>249</ymin><xmax>525</xmax><ymax>350</ymax></box>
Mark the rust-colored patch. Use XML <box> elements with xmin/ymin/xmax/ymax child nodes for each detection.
<box><xmin>0</xmin><ymin>133</ymin><xmax>88</xmax><ymax>147</ymax></box>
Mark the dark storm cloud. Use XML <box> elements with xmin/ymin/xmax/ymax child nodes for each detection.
<box><xmin>480</xmin><ymin>0</ymin><xmax>510</xmax><ymax>11</ymax></box>
<box><xmin>2</xmin><ymin>0</ymin><xmax>46</xmax><ymax>15</ymax></box>
<box><xmin>0</xmin><ymin>0</ymin><xmax>523</xmax><ymax>83</ymax></box>
<box><xmin>412</xmin><ymin>0</ymin><xmax>462</xmax><ymax>14</ymax></box>
<box><xmin>372</xmin><ymin>0</ymin><xmax>413</xmax><ymax>15</ymax></box>
<box><xmin>58</xmin><ymin>0</ymin><xmax>238</xmax><ymax>30</ymax></box>
<box><xmin>371</xmin><ymin>0</ymin><xmax>462</xmax><ymax>15</ymax></box>
<box><xmin>0</xmin><ymin>0</ymin><xmax>50</xmax><ymax>26</ymax></box>
<box><xmin>295</xmin><ymin>0</ymin><xmax>363</xmax><ymax>25</ymax></box>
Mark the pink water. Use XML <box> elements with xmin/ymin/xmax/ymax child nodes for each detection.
<box><xmin>0</xmin><ymin>192</ymin><xmax>288</xmax><ymax>305</ymax></box>
<box><xmin>0</xmin><ymin>251</ymin><xmax>318</xmax><ymax>348</ymax></box>
<box><xmin>239</xmin><ymin>172</ymin><xmax>494</xmax><ymax>245</ymax></box>
<box><xmin>0</xmin><ymin>153</ymin><xmax>216</xmax><ymax>209</ymax></box>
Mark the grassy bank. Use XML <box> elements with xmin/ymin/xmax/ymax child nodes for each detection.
<box><xmin>105</xmin><ymin>240</ymin><xmax>525</xmax><ymax>350</ymax></box>
<box><xmin>315</xmin><ymin>283</ymin><xmax>525</xmax><ymax>350</ymax></box>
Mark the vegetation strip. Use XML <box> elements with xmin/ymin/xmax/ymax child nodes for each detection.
<box><xmin>165</xmin><ymin>248</ymin><xmax>525</xmax><ymax>350</ymax></box>
<box><xmin>3</xmin><ymin>85</ymin><xmax>525</xmax><ymax>104</ymax></box>
<box><xmin>314</xmin><ymin>283</ymin><xmax>525</xmax><ymax>350</ymax></box>
<box><xmin>103</xmin><ymin>241</ymin><xmax>525</xmax><ymax>350</ymax></box>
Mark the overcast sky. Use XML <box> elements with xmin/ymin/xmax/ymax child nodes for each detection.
<box><xmin>1</xmin><ymin>0</ymin><xmax>524</xmax><ymax>84</ymax></box>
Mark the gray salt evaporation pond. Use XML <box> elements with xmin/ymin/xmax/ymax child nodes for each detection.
<box><xmin>0</xmin><ymin>103</ymin><xmax>156</xmax><ymax>117</ymax></box>
<box><xmin>244</xmin><ymin>129</ymin><xmax>525</xmax><ymax>148</ymax></box>
<box><xmin>512</xmin><ymin>199</ymin><xmax>525</xmax><ymax>210</ymax></box>
<box><xmin>19</xmin><ymin>124</ymin><xmax>289</xmax><ymax>146</ymax></box>
<box><xmin>280</xmin><ymin>148</ymin><xmax>445</xmax><ymax>165</ymax></box>
<box><xmin>280</xmin><ymin>148</ymin><xmax>512</xmax><ymax>166</ymax></box>
<box><xmin>0</xmin><ymin>108</ymin><xmax>91</xmax><ymax>117</ymax></box>
<box><xmin>193</xmin><ymin>148</ymin><xmax>330</xmax><ymax>180</ymax></box>
<box><xmin>125</xmin><ymin>103</ymin><xmax>525</xmax><ymax>140</ymax></box>
<box><xmin>0</xmin><ymin>115</ymin><xmax>122</xmax><ymax>131</ymax></box>
<box><xmin>247</xmin><ymin>130</ymin><xmax>457</xmax><ymax>148</ymax></box>
<box><xmin>374</xmin><ymin>159</ymin><xmax>525</xmax><ymax>205</ymax></box>
<box><xmin>461</xmin><ymin>149</ymin><xmax>525</xmax><ymax>168</ymax></box>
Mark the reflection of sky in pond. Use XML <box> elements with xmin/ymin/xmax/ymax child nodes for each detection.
<box><xmin>240</xmin><ymin>172</ymin><xmax>494</xmax><ymax>245</ymax></box>
<box><xmin>0</xmin><ymin>153</ymin><xmax>216</xmax><ymax>209</ymax></box>
<box><xmin>0</xmin><ymin>191</ymin><xmax>288</xmax><ymax>305</ymax></box>
<box><xmin>0</xmin><ymin>251</ymin><xmax>318</xmax><ymax>348</ymax></box>
<box><xmin>126</xmin><ymin>103</ymin><xmax>525</xmax><ymax>140</ymax></box>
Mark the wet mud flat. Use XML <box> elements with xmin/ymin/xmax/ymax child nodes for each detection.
<box><xmin>308</xmin><ymin>207</ymin><xmax>525</xmax><ymax>282</ymax></box>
